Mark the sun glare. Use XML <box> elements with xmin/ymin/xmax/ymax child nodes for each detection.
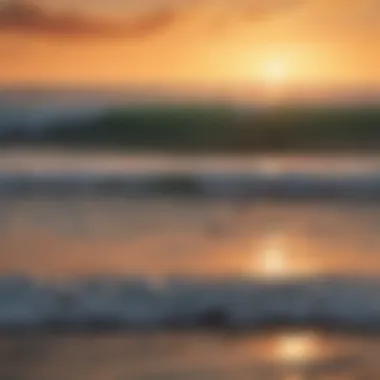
<box><xmin>263</xmin><ymin>60</ymin><xmax>288</xmax><ymax>86</ymax></box>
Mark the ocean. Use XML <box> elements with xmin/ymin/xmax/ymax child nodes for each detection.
<box><xmin>1</xmin><ymin>150</ymin><xmax>380</xmax><ymax>378</ymax></box>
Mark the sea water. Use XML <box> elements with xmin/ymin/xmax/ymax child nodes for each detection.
<box><xmin>2</xmin><ymin>150</ymin><xmax>380</xmax><ymax>379</ymax></box>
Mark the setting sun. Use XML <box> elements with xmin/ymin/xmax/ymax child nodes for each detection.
<box><xmin>262</xmin><ymin>60</ymin><xmax>288</xmax><ymax>86</ymax></box>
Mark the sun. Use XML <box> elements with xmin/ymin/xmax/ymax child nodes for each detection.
<box><xmin>262</xmin><ymin>60</ymin><xmax>288</xmax><ymax>86</ymax></box>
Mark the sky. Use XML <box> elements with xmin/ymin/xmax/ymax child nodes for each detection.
<box><xmin>0</xmin><ymin>0</ymin><xmax>379</xmax><ymax>90</ymax></box>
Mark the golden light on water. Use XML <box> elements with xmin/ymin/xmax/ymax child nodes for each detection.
<box><xmin>248</xmin><ymin>331</ymin><xmax>345</xmax><ymax>370</ymax></box>
<box><xmin>275</xmin><ymin>333</ymin><xmax>320</xmax><ymax>363</ymax></box>
<box><xmin>250</xmin><ymin>231</ymin><xmax>318</xmax><ymax>279</ymax></box>
<box><xmin>254</xmin><ymin>232</ymin><xmax>290</xmax><ymax>279</ymax></box>
<box><xmin>261</xmin><ymin>245</ymin><xmax>286</xmax><ymax>277</ymax></box>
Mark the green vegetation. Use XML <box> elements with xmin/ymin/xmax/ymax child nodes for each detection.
<box><xmin>10</xmin><ymin>103</ymin><xmax>380</xmax><ymax>152</ymax></box>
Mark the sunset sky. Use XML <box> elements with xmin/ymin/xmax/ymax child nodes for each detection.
<box><xmin>0</xmin><ymin>0</ymin><xmax>379</xmax><ymax>88</ymax></box>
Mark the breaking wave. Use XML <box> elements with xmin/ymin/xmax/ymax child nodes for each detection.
<box><xmin>2</xmin><ymin>275</ymin><xmax>380</xmax><ymax>332</ymax></box>
<box><xmin>2</xmin><ymin>171</ymin><xmax>380</xmax><ymax>199</ymax></box>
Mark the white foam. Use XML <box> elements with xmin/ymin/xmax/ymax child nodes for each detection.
<box><xmin>1</xmin><ymin>275</ymin><xmax>380</xmax><ymax>331</ymax></box>
<box><xmin>1</xmin><ymin>172</ymin><xmax>380</xmax><ymax>199</ymax></box>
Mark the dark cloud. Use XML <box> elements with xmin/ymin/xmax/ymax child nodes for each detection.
<box><xmin>0</xmin><ymin>0</ymin><xmax>309</xmax><ymax>39</ymax></box>
<box><xmin>0</xmin><ymin>1</ymin><xmax>180</xmax><ymax>38</ymax></box>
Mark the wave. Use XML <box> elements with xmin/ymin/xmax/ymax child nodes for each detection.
<box><xmin>2</xmin><ymin>100</ymin><xmax>380</xmax><ymax>153</ymax></box>
<box><xmin>2</xmin><ymin>171</ymin><xmax>380</xmax><ymax>199</ymax></box>
<box><xmin>2</xmin><ymin>275</ymin><xmax>380</xmax><ymax>332</ymax></box>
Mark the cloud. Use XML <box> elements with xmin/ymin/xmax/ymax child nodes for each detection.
<box><xmin>0</xmin><ymin>1</ymin><xmax>181</xmax><ymax>38</ymax></box>
<box><xmin>1</xmin><ymin>0</ymin><xmax>376</xmax><ymax>40</ymax></box>
<box><xmin>0</xmin><ymin>0</ymin><xmax>313</xmax><ymax>39</ymax></box>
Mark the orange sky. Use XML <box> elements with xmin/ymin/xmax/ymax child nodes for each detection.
<box><xmin>0</xmin><ymin>0</ymin><xmax>379</xmax><ymax>88</ymax></box>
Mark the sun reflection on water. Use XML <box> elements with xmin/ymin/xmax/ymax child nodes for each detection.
<box><xmin>261</xmin><ymin>332</ymin><xmax>359</xmax><ymax>379</ymax></box>
<box><xmin>275</xmin><ymin>333</ymin><xmax>321</xmax><ymax>363</ymax></box>
<box><xmin>252</xmin><ymin>232</ymin><xmax>291</xmax><ymax>279</ymax></box>
<box><xmin>250</xmin><ymin>231</ymin><xmax>315</xmax><ymax>279</ymax></box>
<box><xmin>261</xmin><ymin>244</ymin><xmax>286</xmax><ymax>278</ymax></box>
